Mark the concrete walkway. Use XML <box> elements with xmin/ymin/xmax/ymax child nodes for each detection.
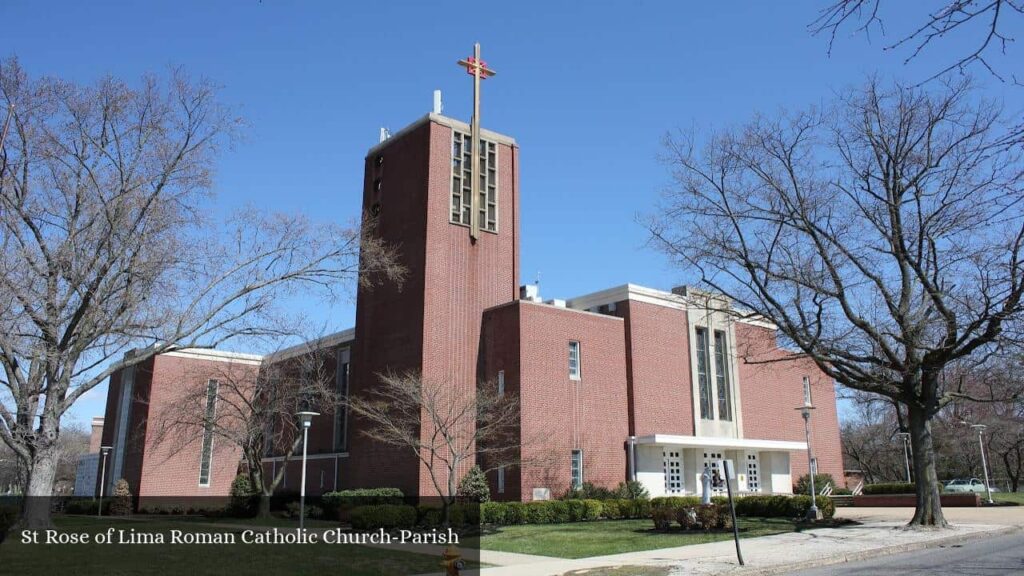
<box><xmin>471</xmin><ymin>512</ymin><xmax>1022</xmax><ymax>576</ymax></box>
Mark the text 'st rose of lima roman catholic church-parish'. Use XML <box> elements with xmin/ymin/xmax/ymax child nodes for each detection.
<box><xmin>88</xmin><ymin>45</ymin><xmax>844</xmax><ymax>504</ymax></box>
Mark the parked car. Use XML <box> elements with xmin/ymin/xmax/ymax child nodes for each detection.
<box><xmin>944</xmin><ymin>478</ymin><xmax>999</xmax><ymax>493</ymax></box>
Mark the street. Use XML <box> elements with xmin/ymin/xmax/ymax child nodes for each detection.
<box><xmin>789</xmin><ymin>531</ymin><xmax>1024</xmax><ymax>575</ymax></box>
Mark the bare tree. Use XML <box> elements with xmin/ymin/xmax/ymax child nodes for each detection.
<box><xmin>346</xmin><ymin>372</ymin><xmax>519</xmax><ymax>522</ymax></box>
<box><xmin>0</xmin><ymin>58</ymin><xmax>403</xmax><ymax>527</ymax></box>
<box><xmin>840</xmin><ymin>393</ymin><xmax>910</xmax><ymax>484</ymax></box>
<box><xmin>648</xmin><ymin>78</ymin><xmax>1024</xmax><ymax>527</ymax></box>
<box><xmin>810</xmin><ymin>0</ymin><xmax>1024</xmax><ymax>84</ymax></box>
<box><xmin>152</xmin><ymin>346</ymin><xmax>339</xmax><ymax>516</ymax></box>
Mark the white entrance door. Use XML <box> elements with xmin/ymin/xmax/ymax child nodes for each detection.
<box><xmin>703</xmin><ymin>451</ymin><xmax>726</xmax><ymax>495</ymax></box>
<box><xmin>745</xmin><ymin>452</ymin><xmax>761</xmax><ymax>493</ymax></box>
<box><xmin>663</xmin><ymin>449</ymin><xmax>683</xmax><ymax>494</ymax></box>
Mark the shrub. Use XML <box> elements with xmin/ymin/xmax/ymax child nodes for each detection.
<box><xmin>716</xmin><ymin>503</ymin><xmax>734</xmax><ymax>530</ymax></box>
<box><xmin>561</xmin><ymin>482</ymin><xmax>616</xmax><ymax>500</ymax></box>
<box><xmin>480</xmin><ymin>501</ymin><xmax>505</xmax><ymax>524</ymax></box>
<box><xmin>349</xmin><ymin>504</ymin><xmax>417</xmax><ymax>531</ymax></box>
<box><xmin>652</xmin><ymin>506</ymin><xmax>674</xmax><ymax>531</ymax></box>
<box><xmin>457</xmin><ymin>466</ymin><xmax>491</xmax><ymax>503</ymax></box>
<box><xmin>322</xmin><ymin>488</ymin><xmax>404</xmax><ymax>519</ymax></box>
<box><xmin>832</xmin><ymin>487</ymin><xmax>853</xmax><ymax>496</ymax></box>
<box><xmin>284</xmin><ymin>501</ymin><xmax>323</xmax><ymax>520</ymax></box>
<box><xmin>601</xmin><ymin>499</ymin><xmax>623</xmax><ymax>520</ymax></box>
<box><xmin>675</xmin><ymin>506</ymin><xmax>698</xmax><ymax>529</ymax></box>
<box><xmin>862</xmin><ymin>483</ymin><xmax>917</xmax><ymax>495</ymax></box>
<box><xmin>109</xmin><ymin>479</ymin><xmax>132</xmax><ymax>516</ymax></box>
<box><xmin>0</xmin><ymin>505</ymin><xmax>19</xmax><ymax>541</ymax></box>
<box><xmin>228</xmin><ymin>474</ymin><xmax>259</xmax><ymax>517</ymax></box>
<box><xmin>695</xmin><ymin>504</ymin><xmax>719</xmax><ymax>531</ymax></box>
<box><xmin>614</xmin><ymin>480</ymin><xmax>650</xmax><ymax>500</ymax></box>
<box><xmin>650</xmin><ymin>496</ymin><xmax>702</xmax><ymax>510</ymax></box>
<box><xmin>787</xmin><ymin>495</ymin><xmax>835</xmax><ymax>519</ymax></box>
<box><xmin>734</xmin><ymin>495</ymin><xmax>792</xmax><ymax>517</ymax></box>
<box><xmin>794</xmin><ymin>473</ymin><xmax>836</xmax><ymax>496</ymax></box>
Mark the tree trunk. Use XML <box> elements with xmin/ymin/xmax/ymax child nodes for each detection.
<box><xmin>258</xmin><ymin>493</ymin><xmax>272</xmax><ymax>518</ymax></box>
<box><xmin>907</xmin><ymin>404</ymin><xmax>947</xmax><ymax>528</ymax></box>
<box><xmin>19</xmin><ymin>447</ymin><xmax>58</xmax><ymax>529</ymax></box>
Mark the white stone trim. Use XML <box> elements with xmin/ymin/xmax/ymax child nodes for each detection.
<box><xmin>265</xmin><ymin>328</ymin><xmax>356</xmax><ymax>363</ymax></box>
<box><xmin>366</xmin><ymin>113</ymin><xmax>516</xmax><ymax>157</ymax></box>
<box><xmin>565</xmin><ymin>283</ymin><xmax>777</xmax><ymax>330</ymax></box>
<box><xmin>163</xmin><ymin>348</ymin><xmax>263</xmax><ymax>366</ymax></box>
<box><xmin>635</xmin><ymin>434</ymin><xmax>806</xmax><ymax>452</ymax></box>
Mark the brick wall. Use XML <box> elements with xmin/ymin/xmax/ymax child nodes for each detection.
<box><xmin>514</xmin><ymin>301</ymin><xmax>629</xmax><ymax>499</ymax></box>
<box><xmin>735</xmin><ymin>323</ymin><xmax>846</xmax><ymax>488</ymax></box>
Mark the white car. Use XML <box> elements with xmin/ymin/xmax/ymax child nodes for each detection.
<box><xmin>944</xmin><ymin>478</ymin><xmax>999</xmax><ymax>493</ymax></box>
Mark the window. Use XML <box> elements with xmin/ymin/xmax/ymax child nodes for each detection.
<box><xmin>695</xmin><ymin>328</ymin><xmax>712</xmax><ymax>420</ymax></box>
<box><xmin>568</xmin><ymin>341</ymin><xmax>581</xmax><ymax>380</ymax></box>
<box><xmin>497</xmin><ymin>466</ymin><xmax>506</xmax><ymax>494</ymax></box>
<box><xmin>451</xmin><ymin>131</ymin><xmax>498</xmax><ymax>232</ymax></box>
<box><xmin>334</xmin><ymin>348</ymin><xmax>351</xmax><ymax>451</ymax></box>
<box><xmin>802</xmin><ymin>375</ymin><xmax>813</xmax><ymax>407</ymax></box>
<box><xmin>571</xmin><ymin>449</ymin><xmax>584</xmax><ymax>489</ymax></box>
<box><xmin>497</xmin><ymin>370</ymin><xmax>505</xmax><ymax>395</ymax></box>
<box><xmin>714</xmin><ymin>330</ymin><xmax>732</xmax><ymax>421</ymax></box>
<box><xmin>199</xmin><ymin>379</ymin><xmax>219</xmax><ymax>486</ymax></box>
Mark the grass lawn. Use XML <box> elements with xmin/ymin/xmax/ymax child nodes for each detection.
<box><xmin>478</xmin><ymin>517</ymin><xmax>808</xmax><ymax>559</ymax></box>
<box><xmin>993</xmin><ymin>492</ymin><xmax>1024</xmax><ymax>505</ymax></box>
<box><xmin>0</xmin><ymin>515</ymin><xmax>468</xmax><ymax>576</ymax></box>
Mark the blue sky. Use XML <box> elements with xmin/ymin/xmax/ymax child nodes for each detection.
<box><xmin>3</xmin><ymin>1</ymin><xmax>1021</xmax><ymax>427</ymax></box>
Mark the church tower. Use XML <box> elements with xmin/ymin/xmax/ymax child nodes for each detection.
<box><xmin>347</xmin><ymin>47</ymin><xmax>520</xmax><ymax>495</ymax></box>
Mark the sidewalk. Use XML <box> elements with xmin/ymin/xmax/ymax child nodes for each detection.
<box><xmin>474</xmin><ymin>517</ymin><xmax>1019</xmax><ymax>576</ymax></box>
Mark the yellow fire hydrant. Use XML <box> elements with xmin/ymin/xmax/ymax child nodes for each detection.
<box><xmin>440</xmin><ymin>545</ymin><xmax>464</xmax><ymax>576</ymax></box>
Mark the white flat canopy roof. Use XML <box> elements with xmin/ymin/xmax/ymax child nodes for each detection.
<box><xmin>635</xmin><ymin>434</ymin><xmax>807</xmax><ymax>452</ymax></box>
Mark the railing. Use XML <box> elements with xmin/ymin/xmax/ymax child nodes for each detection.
<box><xmin>851</xmin><ymin>481</ymin><xmax>864</xmax><ymax>496</ymax></box>
<box><xmin>819</xmin><ymin>482</ymin><xmax>833</xmax><ymax>496</ymax></box>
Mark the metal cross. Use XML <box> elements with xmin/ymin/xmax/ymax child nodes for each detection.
<box><xmin>457</xmin><ymin>43</ymin><xmax>496</xmax><ymax>239</ymax></box>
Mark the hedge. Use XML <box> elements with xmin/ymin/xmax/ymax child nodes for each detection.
<box><xmin>322</xmin><ymin>488</ymin><xmax>405</xmax><ymax>520</ymax></box>
<box><xmin>653</xmin><ymin>494</ymin><xmax>834</xmax><ymax>531</ymax></box>
<box><xmin>480</xmin><ymin>498</ymin><xmax>649</xmax><ymax>525</ymax></box>
<box><xmin>349</xmin><ymin>504</ymin><xmax>417</xmax><ymax>531</ymax></box>
<box><xmin>861</xmin><ymin>483</ymin><xmax>933</xmax><ymax>495</ymax></box>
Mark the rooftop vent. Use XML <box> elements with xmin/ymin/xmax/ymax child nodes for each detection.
<box><xmin>520</xmin><ymin>284</ymin><xmax>541</xmax><ymax>302</ymax></box>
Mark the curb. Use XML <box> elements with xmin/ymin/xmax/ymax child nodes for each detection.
<box><xmin>722</xmin><ymin>524</ymin><xmax>1021</xmax><ymax>576</ymax></box>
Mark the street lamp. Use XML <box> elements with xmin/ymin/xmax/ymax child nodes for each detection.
<box><xmin>894</xmin><ymin>432</ymin><xmax>912</xmax><ymax>483</ymax></box>
<box><xmin>795</xmin><ymin>376</ymin><xmax>821</xmax><ymax>520</ymax></box>
<box><xmin>296</xmin><ymin>411</ymin><xmax>319</xmax><ymax>529</ymax></box>
<box><xmin>960</xmin><ymin>421</ymin><xmax>994</xmax><ymax>505</ymax></box>
<box><xmin>98</xmin><ymin>446</ymin><xmax>113</xmax><ymax>516</ymax></box>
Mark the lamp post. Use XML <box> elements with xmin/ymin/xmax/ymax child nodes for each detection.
<box><xmin>98</xmin><ymin>446</ymin><xmax>112</xmax><ymax>516</ymax></box>
<box><xmin>965</xmin><ymin>423</ymin><xmax>994</xmax><ymax>505</ymax></box>
<box><xmin>296</xmin><ymin>411</ymin><xmax>319</xmax><ymax>529</ymax></box>
<box><xmin>796</xmin><ymin>376</ymin><xmax>821</xmax><ymax>520</ymax></box>
<box><xmin>894</xmin><ymin>432</ymin><xmax>912</xmax><ymax>483</ymax></box>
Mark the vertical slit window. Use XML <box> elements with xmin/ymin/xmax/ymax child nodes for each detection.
<box><xmin>451</xmin><ymin>131</ymin><xmax>498</xmax><ymax>232</ymax></box>
<box><xmin>714</xmin><ymin>330</ymin><xmax>732</xmax><ymax>421</ymax></box>
<box><xmin>571</xmin><ymin>449</ymin><xmax>583</xmax><ymax>489</ymax></box>
<box><xmin>335</xmin><ymin>348</ymin><xmax>350</xmax><ymax>451</ymax></box>
<box><xmin>568</xmin><ymin>341</ymin><xmax>581</xmax><ymax>380</ymax></box>
<box><xmin>696</xmin><ymin>328</ymin><xmax>712</xmax><ymax>420</ymax></box>
<box><xmin>199</xmin><ymin>379</ymin><xmax>219</xmax><ymax>486</ymax></box>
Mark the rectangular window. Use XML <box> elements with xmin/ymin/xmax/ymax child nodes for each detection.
<box><xmin>451</xmin><ymin>131</ymin><xmax>498</xmax><ymax>232</ymax></box>
<box><xmin>803</xmin><ymin>375</ymin><xmax>813</xmax><ymax>407</ymax></box>
<box><xmin>497</xmin><ymin>370</ymin><xmax>505</xmax><ymax>395</ymax></box>
<box><xmin>695</xmin><ymin>328</ymin><xmax>712</xmax><ymax>420</ymax></box>
<box><xmin>198</xmin><ymin>379</ymin><xmax>219</xmax><ymax>486</ymax></box>
<box><xmin>714</xmin><ymin>330</ymin><xmax>732</xmax><ymax>421</ymax></box>
<box><xmin>334</xmin><ymin>348</ymin><xmax>351</xmax><ymax>451</ymax></box>
<box><xmin>497</xmin><ymin>466</ymin><xmax>505</xmax><ymax>494</ymax></box>
<box><xmin>571</xmin><ymin>449</ymin><xmax>584</xmax><ymax>489</ymax></box>
<box><xmin>568</xmin><ymin>341</ymin><xmax>581</xmax><ymax>380</ymax></box>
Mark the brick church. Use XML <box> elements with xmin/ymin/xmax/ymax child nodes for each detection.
<box><xmin>96</xmin><ymin>60</ymin><xmax>844</xmax><ymax>502</ymax></box>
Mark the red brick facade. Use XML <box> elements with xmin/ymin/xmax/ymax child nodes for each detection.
<box><xmin>100</xmin><ymin>112</ymin><xmax>844</xmax><ymax>501</ymax></box>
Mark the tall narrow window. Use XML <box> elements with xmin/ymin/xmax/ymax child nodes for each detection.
<box><xmin>198</xmin><ymin>379</ymin><xmax>219</xmax><ymax>486</ymax></box>
<box><xmin>334</xmin><ymin>348</ymin><xmax>351</xmax><ymax>451</ymax></box>
<box><xmin>451</xmin><ymin>131</ymin><xmax>498</xmax><ymax>232</ymax></box>
<box><xmin>568</xmin><ymin>341</ymin><xmax>581</xmax><ymax>380</ymax></box>
<box><xmin>497</xmin><ymin>466</ymin><xmax>506</xmax><ymax>494</ymax></box>
<box><xmin>714</xmin><ymin>330</ymin><xmax>732</xmax><ymax>421</ymax></box>
<box><xmin>695</xmin><ymin>328</ymin><xmax>712</xmax><ymax>420</ymax></box>
<box><xmin>497</xmin><ymin>370</ymin><xmax>505</xmax><ymax>395</ymax></box>
<box><xmin>571</xmin><ymin>449</ymin><xmax>584</xmax><ymax>489</ymax></box>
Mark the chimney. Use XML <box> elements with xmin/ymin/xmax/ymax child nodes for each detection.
<box><xmin>89</xmin><ymin>417</ymin><xmax>104</xmax><ymax>453</ymax></box>
<box><xmin>433</xmin><ymin>90</ymin><xmax>443</xmax><ymax>115</ymax></box>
